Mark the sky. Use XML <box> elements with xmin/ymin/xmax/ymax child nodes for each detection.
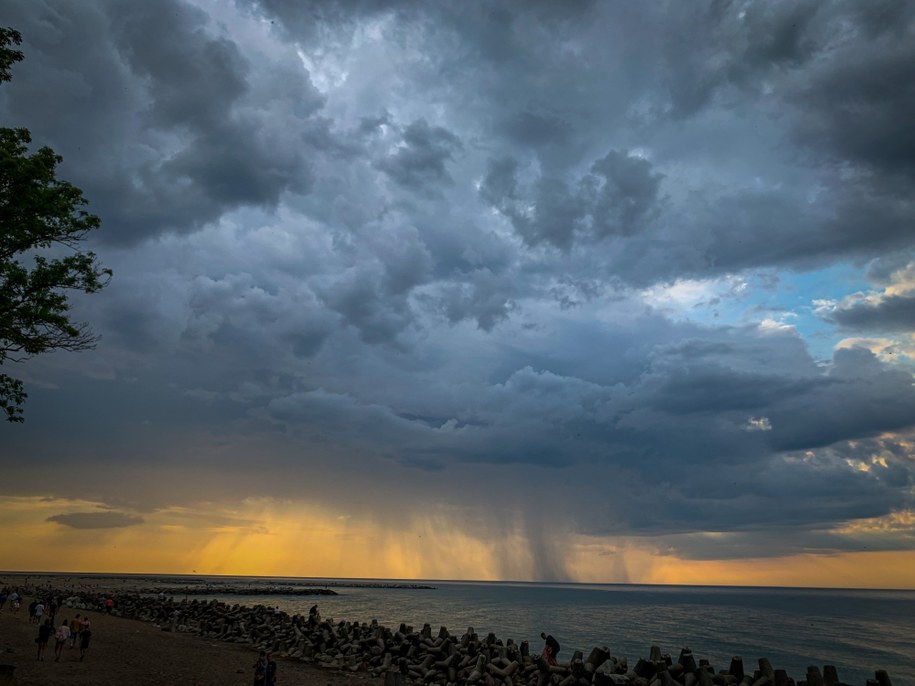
<box><xmin>1</xmin><ymin>0</ymin><xmax>914</xmax><ymax>589</ymax></box>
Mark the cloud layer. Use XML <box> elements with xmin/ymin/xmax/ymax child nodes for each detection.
<box><xmin>1</xmin><ymin>0</ymin><xmax>913</xmax><ymax>582</ymax></box>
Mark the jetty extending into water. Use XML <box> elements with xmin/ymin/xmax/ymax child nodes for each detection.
<box><xmin>16</xmin><ymin>586</ymin><xmax>895</xmax><ymax>686</ymax></box>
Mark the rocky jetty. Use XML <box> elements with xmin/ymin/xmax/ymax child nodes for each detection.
<box><xmin>136</xmin><ymin>585</ymin><xmax>340</xmax><ymax>596</ymax></box>
<box><xmin>52</xmin><ymin>590</ymin><xmax>890</xmax><ymax>686</ymax></box>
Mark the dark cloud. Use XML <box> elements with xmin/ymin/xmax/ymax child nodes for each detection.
<box><xmin>110</xmin><ymin>2</ymin><xmax>248</xmax><ymax>131</ymax></box>
<box><xmin>824</xmin><ymin>294</ymin><xmax>915</xmax><ymax>332</ymax></box>
<box><xmin>585</xmin><ymin>151</ymin><xmax>664</xmax><ymax>238</ymax></box>
<box><xmin>47</xmin><ymin>511</ymin><xmax>144</xmax><ymax>529</ymax></box>
<box><xmin>438</xmin><ymin>269</ymin><xmax>516</xmax><ymax>331</ymax></box>
<box><xmin>375</xmin><ymin>119</ymin><xmax>462</xmax><ymax>192</ymax></box>
<box><xmin>480</xmin><ymin>150</ymin><xmax>663</xmax><ymax>251</ymax></box>
<box><xmin>499</xmin><ymin>110</ymin><xmax>571</xmax><ymax>148</ymax></box>
<box><xmin>765</xmin><ymin>347</ymin><xmax>915</xmax><ymax>451</ymax></box>
<box><xmin>786</xmin><ymin>6</ymin><xmax>915</xmax><ymax>177</ymax></box>
<box><xmin>317</xmin><ymin>275</ymin><xmax>410</xmax><ymax>345</ymax></box>
<box><xmin>2</xmin><ymin>0</ymin><xmax>323</xmax><ymax>244</ymax></box>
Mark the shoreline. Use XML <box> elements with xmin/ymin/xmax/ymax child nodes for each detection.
<box><xmin>0</xmin><ymin>575</ymin><xmax>896</xmax><ymax>686</ymax></box>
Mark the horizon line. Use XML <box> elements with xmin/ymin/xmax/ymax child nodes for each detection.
<box><xmin>1</xmin><ymin>570</ymin><xmax>912</xmax><ymax>593</ymax></box>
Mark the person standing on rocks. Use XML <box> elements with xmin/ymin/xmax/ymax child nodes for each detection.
<box><xmin>540</xmin><ymin>632</ymin><xmax>560</xmax><ymax>666</ymax></box>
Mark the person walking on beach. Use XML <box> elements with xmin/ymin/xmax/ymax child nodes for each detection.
<box><xmin>253</xmin><ymin>650</ymin><xmax>268</xmax><ymax>685</ymax></box>
<box><xmin>79</xmin><ymin>616</ymin><xmax>92</xmax><ymax>660</ymax></box>
<box><xmin>540</xmin><ymin>632</ymin><xmax>560</xmax><ymax>666</ymax></box>
<box><xmin>69</xmin><ymin>614</ymin><xmax>81</xmax><ymax>648</ymax></box>
<box><xmin>36</xmin><ymin>619</ymin><xmax>53</xmax><ymax>660</ymax></box>
<box><xmin>266</xmin><ymin>652</ymin><xmax>277</xmax><ymax>686</ymax></box>
<box><xmin>35</xmin><ymin>599</ymin><xmax>46</xmax><ymax>624</ymax></box>
<box><xmin>54</xmin><ymin>619</ymin><xmax>70</xmax><ymax>660</ymax></box>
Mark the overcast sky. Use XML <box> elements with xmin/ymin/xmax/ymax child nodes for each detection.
<box><xmin>1</xmin><ymin>0</ymin><xmax>914</xmax><ymax>587</ymax></box>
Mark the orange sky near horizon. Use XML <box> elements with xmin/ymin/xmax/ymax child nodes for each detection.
<box><xmin>1</xmin><ymin>495</ymin><xmax>913</xmax><ymax>590</ymax></box>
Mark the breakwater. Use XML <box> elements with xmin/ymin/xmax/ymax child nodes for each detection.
<box><xmin>50</xmin><ymin>589</ymin><xmax>892</xmax><ymax>686</ymax></box>
<box><xmin>145</xmin><ymin>585</ymin><xmax>340</xmax><ymax>596</ymax></box>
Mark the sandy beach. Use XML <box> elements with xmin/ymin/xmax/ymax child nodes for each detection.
<box><xmin>0</xmin><ymin>596</ymin><xmax>376</xmax><ymax>686</ymax></box>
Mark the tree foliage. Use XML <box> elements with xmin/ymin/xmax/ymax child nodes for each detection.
<box><xmin>1</xmin><ymin>28</ymin><xmax>111</xmax><ymax>421</ymax></box>
<box><xmin>0</xmin><ymin>28</ymin><xmax>23</xmax><ymax>83</ymax></box>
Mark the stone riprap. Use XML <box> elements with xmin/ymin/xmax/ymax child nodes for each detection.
<box><xmin>49</xmin><ymin>590</ymin><xmax>891</xmax><ymax>686</ymax></box>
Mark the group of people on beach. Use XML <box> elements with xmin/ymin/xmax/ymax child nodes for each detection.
<box><xmin>34</xmin><ymin>613</ymin><xmax>92</xmax><ymax>661</ymax></box>
<box><xmin>0</xmin><ymin>589</ymin><xmax>21</xmax><ymax>612</ymax></box>
<box><xmin>1</xmin><ymin>586</ymin><xmax>97</xmax><ymax>663</ymax></box>
<box><xmin>253</xmin><ymin>650</ymin><xmax>277</xmax><ymax>686</ymax></box>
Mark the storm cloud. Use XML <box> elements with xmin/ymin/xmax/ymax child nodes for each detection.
<box><xmin>1</xmin><ymin>0</ymin><xmax>914</xmax><ymax>579</ymax></box>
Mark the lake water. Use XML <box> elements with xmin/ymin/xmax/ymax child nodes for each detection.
<box><xmin>186</xmin><ymin>578</ymin><xmax>915</xmax><ymax>685</ymax></box>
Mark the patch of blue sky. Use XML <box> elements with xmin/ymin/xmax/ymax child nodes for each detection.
<box><xmin>640</xmin><ymin>263</ymin><xmax>873</xmax><ymax>363</ymax></box>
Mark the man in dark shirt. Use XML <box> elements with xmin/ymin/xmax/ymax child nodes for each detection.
<box><xmin>540</xmin><ymin>632</ymin><xmax>560</xmax><ymax>666</ymax></box>
<box><xmin>266</xmin><ymin>652</ymin><xmax>277</xmax><ymax>686</ymax></box>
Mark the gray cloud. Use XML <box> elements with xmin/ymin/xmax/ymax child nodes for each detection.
<box><xmin>825</xmin><ymin>294</ymin><xmax>915</xmax><ymax>332</ymax></box>
<box><xmin>2</xmin><ymin>0</ymin><xmax>323</xmax><ymax>243</ymax></box>
<box><xmin>47</xmin><ymin>511</ymin><xmax>145</xmax><ymax>529</ymax></box>
<box><xmin>480</xmin><ymin>149</ymin><xmax>663</xmax><ymax>251</ymax></box>
<box><xmin>375</xmin><ymin>119</ymin><xmax>462</xmax><ymax>193</ymax></box>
